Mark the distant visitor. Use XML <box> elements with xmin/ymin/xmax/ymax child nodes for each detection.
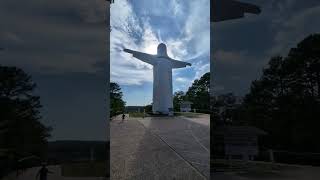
<box><xmin>122</xmin><ymin>113</ymin><xmax>125</xmax><ymax>122</ymax></box>
<box><xmin>36</xmin><ymin>163</ymin><xmax>52</xmax><ymax>180</ymax></box>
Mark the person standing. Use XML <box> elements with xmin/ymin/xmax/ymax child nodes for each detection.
<box><xmin>122</xmin><ymin>113</ymin><xmax>125</xmax><ymax>122</ymax></box>
<box><xmin>36</xmin><ymin>163</ymin><xmax>52</xmax><ymax>180</ymax></box>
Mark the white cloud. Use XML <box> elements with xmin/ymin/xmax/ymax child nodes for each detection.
<box><xmin>194</xmin><ymin>61</ymin><xmax>210</xmax><ymax>80</ymax></box>
<box><xmin>214</xmin><ymin>50</ymin><xmax>248</xmax><ymax>65</ymax></box>
<box><xmin>176</xmin><ymin>77</ymin><xmax>189</xmax><ymax>83</ymax></box>
<box><xmin>0</xmin><ymin>0</ymin><xmax>106</xmax><ymax>74</ymax></box>
<box><xmin>269</xmin><ymin>5</ymin><xmax>320</xmax><ymax>56</ymax></box>
<box><xmin>110</xmin><ymin>1</ymin><xmax>158</xmax><ymax>85</ymax></box>
<box><xmin>0</xmin><ymin>32</ymin><xmax>23</xmax><ymax>44</ymax></box>
<box><xmin>110</xmin><ymin>0</ymin><xmax>210</xmax><ymax>87</ymax></box>
<box><xmin>171</xmin><ymin>0</ymin><xmax>184</xmax><ymax>17</ymax></box>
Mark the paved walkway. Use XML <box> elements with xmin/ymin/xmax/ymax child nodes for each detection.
<box><xmin>212</xmin><ymin>161</ymin><xmax>320</xmax><ymax>180</ymax></box>
<box><xmin>110</xmin><ymin>114</ymin><xmax>210</xmax><ymax>180</ymax></box>
<box><xmin>212</xmin><ymin>165</ymin><xmax>320</xmax><ymax>180</ymax></box>
<box><xmin>3</xmin><ymin>166</ymin><xmax>107</xmax><ymax>180</ymax></box>
<box><xmin>137</xmin><ymin>115</ymin><xmax>210</xmax><ymax>178</ymax></box>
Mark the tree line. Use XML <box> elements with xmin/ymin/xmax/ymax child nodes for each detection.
<box><xmin>110</xmin><ymin>73</ymin><xmax>211</xmax><ymax>116</ymax></box>
<box><xmin>0</xmin><ymin>66</ymin><xmax>51</xmax><ymax>177</ymax></box>
<box><xmin>214</xmin><ymin>34</ymin><xmax>320</xmax><ymax>153</ymax></box>
<box><xmin>110</xmin><ymin>82</ymin><xmax>125</xmax><ymax>117</ymax></box>
<box><xmin>173</xmin><ymin>72</ymin><xmax>211</xmax><ymax>113</ymax></box>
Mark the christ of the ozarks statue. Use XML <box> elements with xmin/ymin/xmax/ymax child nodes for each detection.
<box><xmin>124</xmin><ymin>43</ymin><xmax>191</xmax><ymax>115</ymax></box>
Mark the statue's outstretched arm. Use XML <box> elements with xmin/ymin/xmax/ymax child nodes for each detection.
<box><xmin>124</xmin><ymin>49</ymin><xmax>156</xmax><ymax>65</ymax></box>
<box><xmin>170</xmin><ymin>58</ymin><xmax>191</xmax><ymax>69</ymax></box>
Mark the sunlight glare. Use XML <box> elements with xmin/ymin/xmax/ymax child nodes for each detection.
<box><xmin>143</xmin><ymin>42</ymin><xmax>158</xmax><ymax>55</ymax></box>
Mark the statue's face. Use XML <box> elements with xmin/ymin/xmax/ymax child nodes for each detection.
<box><xmin>157</xmin><ymin>43</ymin><xmax>168</xmax><ymax>57</ymax></box>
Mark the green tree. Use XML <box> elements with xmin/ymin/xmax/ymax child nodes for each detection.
<box><xmin>212</xmin><ymin>93</ymin><xmax>242</xmax><ymax>125</ymax></box>
<box><xmin>173</xmin><ymin>91</ymin><xmax>185</xmax><ymax>111</ymax></box>
<box><xmin>110</xmin><ymin>82</ymin><xmax>125</xmax><ymax>117</ymax></box>
<box><xmin>0</xmin><ymin>65</ymin><xmax>51</xmax><ymax>159</ymax></box>
<box><xmin>242</xmin><ymin>34</ymin><xmax>320</xmax><ymax>152</ymax></box>
<box><xmin>144</xmin><ymin>104</ymin><xmax>152</xmax><ymax>113</ymax></box>
<box><xmin>185</xmin><ymin>72</ymin><xmax>210</xmax><ymax>113</ymax></box>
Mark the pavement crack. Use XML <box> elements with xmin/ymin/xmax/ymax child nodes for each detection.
<box><xmin>137</xmin><ymin>119</ymin><xmax>208</xmax><ymax>180</ymax></box>
<box><xmin>188</xmin><ymin>129</ymin><xmax>210</xmax><ymax>153</ymax></box>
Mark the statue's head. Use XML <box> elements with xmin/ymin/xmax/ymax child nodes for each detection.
<box><xmin>157</xmin><ymin>43</ymin><xmax>168</xmax><ymax>57</ymax></box>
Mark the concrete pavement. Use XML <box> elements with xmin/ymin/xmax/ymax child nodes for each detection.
<box><xmin>137</xmin><ymin>115</ymin><xmax>210</xmax><ymax>178</ymax></box>
<box><xmin>110</xmin><ymin>114</ymin><xmax>209</xmax><ymax>180</ymax></box>
<box><xmin>3</xmin><ymin>165</ymin><xmax>107</xmax><ymax>180</ymax></box>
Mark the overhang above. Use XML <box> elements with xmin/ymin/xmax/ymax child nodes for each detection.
<box><xmin>211</xmin><ymin>0</ymin><xmax>261</xmax><ymax>22</ymax></box>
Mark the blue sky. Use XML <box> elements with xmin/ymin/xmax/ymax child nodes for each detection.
<box><xmin>110</xmin><ymin>0</ymin><xmax>210</xmax><ymax>106</ymax></box>
<box><xmin>0</xmin><ymin>0</ymin><xmax>107</xmax><ymax>140</ymax></box>
<box><xmin>1</xmin><ymin>0</ymin><xmax>319</xmax><ymax>140</ymax></box>
<box><xmin>212</xmin><ymin>0</ymin><xmax>320</xmax><ymax>96</ymax></box>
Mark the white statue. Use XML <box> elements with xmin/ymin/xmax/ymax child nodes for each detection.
<box><xmin>124</xmin><ymin>43</ymin><xmax>191</xmax><ymax>115</ymax></box>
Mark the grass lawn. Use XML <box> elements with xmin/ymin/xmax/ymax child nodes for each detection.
<box><xmin>128</xmin><ymin>112</ymin><xmax>148</xmax><ymax>117</ymax></box>
<box><xmin>128</xmin><ymin>112</ymin><xmax>208</xmax><ymax>118</ymax></box>
<box><xmin>213</xmin><ymin>159</ymin><xmax>301</xmax><ymax>178</ymax></box>
<box><xmin>174</xmin><ymin>112</ymin><xmax>206</xmax><ymax>118</ymax></box>
<box><xmin>61</xmin><ymin>161</ymin><xmax>107</xmax><ymax>177</ymax></box>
